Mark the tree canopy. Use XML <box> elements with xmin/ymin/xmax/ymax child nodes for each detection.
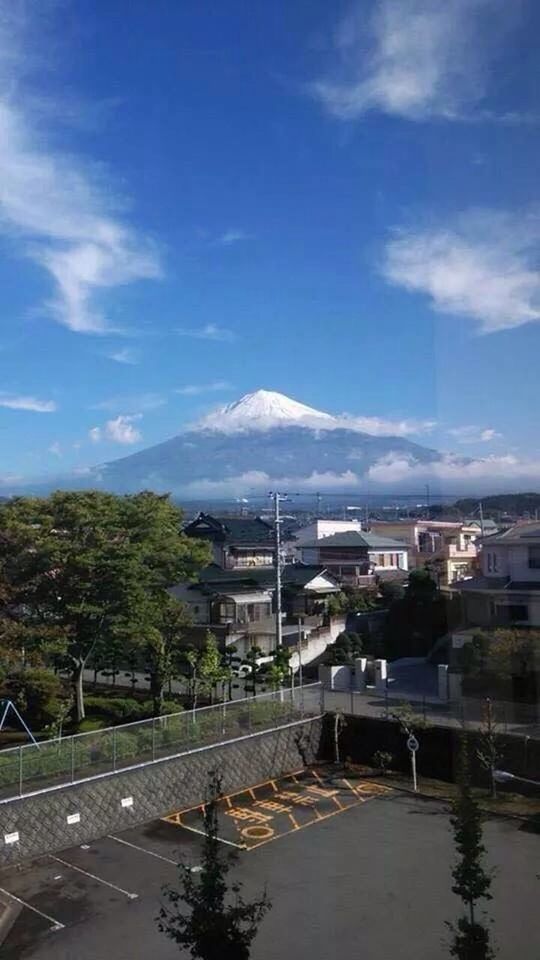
<box><xmin>0</xmin><ymin>491</ymin><xmax>211</xmax><ymax>720</ymax></box>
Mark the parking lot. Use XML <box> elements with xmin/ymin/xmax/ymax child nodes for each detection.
<box><xmin>1</xmin><ymin>766</ymin><xmax>538</xmax><ymax>959</ymax></box>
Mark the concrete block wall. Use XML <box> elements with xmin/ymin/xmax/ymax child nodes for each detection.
<box><xmin>0</xmin><ymin>718</ymin><xmax>322</xmax><ymax>866</ymax></box>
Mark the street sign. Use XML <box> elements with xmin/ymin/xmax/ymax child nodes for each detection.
<box><xmin>407</xmin><ymin>735</ymin><xmax>419</xmax><ymax>753</ymax></box>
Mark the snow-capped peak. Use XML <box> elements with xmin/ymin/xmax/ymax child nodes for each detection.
<box><xmin>192</xmin><ymin>389</ymin><xmax>335</xmax><ymax>433</ymax></box>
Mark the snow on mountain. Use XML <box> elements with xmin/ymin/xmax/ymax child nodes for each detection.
<box><xmin>193</xmin><ymin>390</ymin><xmax>335</xmax><ymax>433</ymax></box>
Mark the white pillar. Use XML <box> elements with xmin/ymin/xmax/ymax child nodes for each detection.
<box><xmin>318</xmin><ymin>664</ymin><xmax>352</xmax><ymax>690</ymax></box>
<box><xmin>374</xmin><ymin>659</ymin><xmax>387</xmax><ymax>694</ymax></box>
<box><xmin>353</xmin><ymin>657</ymin><xmax>368</xmax><ymax>691</ymax></box>
<box><xmin>437</xmin><ymin>663</ymin><xmax>449</xmax><ymax>701</ymax></box>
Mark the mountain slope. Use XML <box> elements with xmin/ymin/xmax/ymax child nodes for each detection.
<box><xmin>13</xmin><ymin>391</ymin><xmax>456</xmax><ymax>496</ymax></box>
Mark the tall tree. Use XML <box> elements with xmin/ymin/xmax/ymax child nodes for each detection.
<box><xmin>448</xmin><ymin>735</ymin><xmax>495</xmax><ymax>959</ymax></box>
<box><xmin>158</xmin><ymin>770</ymin><xmax>271</xmax><ymax>959</ymax></box>
<box><xmin>0</xmin><ymin>492</ymin><xmax>210</xmax><ymax>721</ymax></box>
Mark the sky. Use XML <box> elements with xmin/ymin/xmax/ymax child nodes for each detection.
<box><xmin>1</xmin><ymin>0</ymin><xmax>540</xmax><ymax>491</ymax></box>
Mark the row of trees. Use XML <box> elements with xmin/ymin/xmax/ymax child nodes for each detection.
<box><xmin>0</xmin><ymin>491</ymin><xmax>211</xmax><ymax>722</ymax></box>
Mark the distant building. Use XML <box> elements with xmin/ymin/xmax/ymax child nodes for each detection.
<box><xmin>450</xmin><ymin>521</ymin><xmax>540</xmax><ymax>627</ymax></box>
<box><xmin>298</xmin><ymin>530</ymin><xmax>409</xmax><ymax>587</ymax></box>
<box><xmin>370</xmin><ymin>519</ymin><xmax>479</xmax><ymax>585</ymax></box>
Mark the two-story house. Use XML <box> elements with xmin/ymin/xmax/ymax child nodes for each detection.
<box><xmin>184</xmin><ymin>513</ymin><xmax>275</xmax><ymax>569</ymax></box>
<box><xmin>451</xmin><ymin>522</ymin><xmax>540</xmax><ymax>627</ymax></box>
<box><xmin>298</xmin><ymin>530</ymin><xmax>409</xmax><ymax>586</ymax></box>
<box><xmin>178</xmin><ymin>513</ymin><xmax>342</xmax><ymax>657</ymax></box>
<box><xmin>370</xmin><ymin>519</ymin><xmax>480</xmax><ymax>585</ymax></box>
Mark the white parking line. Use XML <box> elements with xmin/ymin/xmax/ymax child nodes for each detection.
<box><xmin>0</xmin><ymin>886</ymin><xmax>64</xmax><ymax>931</ymax></box>
<box><xmin>107</xmin><ymin>834</ymin><xmax>178</xmax><ymax>866</ymax></box>
<box><xmin>48</xmin><ymin>855</ymin><xmax>138</xmax><ymax>900</ymax></box>
<box><xmin>178</xmin><ymin>822</ymin><xmax>245</xmax><ymax>849</ymax></box>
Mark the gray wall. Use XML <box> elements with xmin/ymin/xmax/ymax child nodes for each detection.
<box><xmin>0</xmin><ymin>718</ymin><xmax>322</xmax><ymax>866</ymax></box>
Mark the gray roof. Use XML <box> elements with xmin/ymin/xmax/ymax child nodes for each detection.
<box><xmin>301</xmin><ymin>530</ymin><xmax>409</xmax><ymax>550</ymax></box>
<box><xmin>185</xmin><ymin>513</ymin><xmax>274</xmax><ymax>545</ymax></box>
<box><xmin>484</xmin><ymin>522</ymin><xmax>540</xmax><ymax>545</ymax></box>
<box><xmin>451</xmin><ymin>576</ymin><xmax>540</xmax><ymax>593</ymax></box>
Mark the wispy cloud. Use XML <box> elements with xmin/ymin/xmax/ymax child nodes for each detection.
<box><xmin>448</xmin><ymin>424</ymin><xmax>503</xmax><ymax>443</ymax></box>
<box><xmin>175</xmin><ymin>323</ymin><xmax>236</xmax><ymax>342</ymax></box>
<box><xmin>91</xmin><ymin>392</ymin><xmax>165</xmax><ymax>413</ymax></box>
<box><xmin>382</xmin><ymin>209</ymin><xmax>540</xmax><ymax>333</ymax></box>
<box><xmin>311</xmin><ymin>0</ymin><xmax>514</xmax><ymax>122</ymax></box>
<box><xmin>89</xmin><ymin>414</ymin><xmax>142</xmax><ymax>445</ymax></box>
<box><xmin>107</xmin><ymin>347</ymin><xmax>140</xmax><ymax>365</ymax></box>
<box><xmin>215</xmin><ymin>229</ymin><xmax>250</xmax><ymax>246</ymax></box>
<box><xmin>0</xmin><ymin>393</ymin><xmax>57</xmax><ymax>413</ymax></box>
<box><xmin>175</xmin><ymin>380</ymin><xmax>233</xmax><ymax>397</ymax></box>
<box><xmin>0</xmin><ymin>9</ymin><xmax>161</xmax><ymax>334</ymax></box>
<box><xmin>340</xmin><ymin>414</ymin><xmax>436</xmax><ymax>437</ymax></box>
<box><xmin>48</xmin><ymin>441</ymin><xmax>62</xmax><ymax>456</ymax></box>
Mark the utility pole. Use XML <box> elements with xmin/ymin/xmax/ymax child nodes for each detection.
<box><xmin>316</xmin><ymin>492</ymin><xmax>322</xmax><ymax>517</ymax></box>
<box><xmin>479</xmin><ymin>499</ymin><xmax>485</xmax><ymax>537</ymax></box>
<box><xmin>270</xmin><ymin>492</ymin><xmax>287</xmax><ymax>651</ymax></box>
<box><xmin>425</xmin><ymin>483</ymin><xmax>431</xmax><ymax>518</ymax></box>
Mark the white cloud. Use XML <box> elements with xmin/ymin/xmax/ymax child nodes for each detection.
<box><xmin>107</xmin><ymin>347</ymin><xmax>140</xmax><ymax>365</ymax></box>
<box><xmin>448</xmin><ymin>424</ymin><xmax>503</xmax><ymax>443</ymax></box>
<box><xmin>105</xmin><ymin>414</ymin><xmax>142</xmax><ymax>445</ymax></box>
<box><xmin>180</xmin><ymin>469</ymin><xmax>362</xmax><ymax>497</ymax></box>
<box><xmin>0</xmin><ymin>394</ymin><xmax>57</xmax><ymax>412</ymax></box>
<box><xmin>175</xmin><ymin>323</ymin><xmax>236</xmax><ymax>342</ymax></box>
<box><xmin>215</xmin><ymin>229</ymin><xmax>250</xmax><ymax>246</ymax></box>
<box><xmin>175</xmin><ymin>381</ymin><xmax>233</xmax><ymax>397</ymax></box>
<box><xmin>382</xmin><ymin>209</ymin><xmax>540</xmax><ymax>333</ymax></box>
<box><xmin>89</xmin><ymin>414</ymin><xmax>142</xmax><ymax>445</ymax></box>
<box><xmin>311</xmin><ymin>0</ymin><xmax>509</xmax><ymax>121</ymax></box>
<box><xmin>0</xmin><ymin>11</ymin><xmax>161</xmax><ymax>334</ymax></box>
<box><xmin>48</xmin><ymin>441</ymin><xmax>61</xmax><ymax>456</ymax></box>
<box><xmin>339</xmin><ymin>414</ymin><xmax>436</xmax><ymax>437</ymax></box>
<box><xmin>366</xmin><ymin>451</ymin><xmax>540</xmax><ymax>489</ymax></box>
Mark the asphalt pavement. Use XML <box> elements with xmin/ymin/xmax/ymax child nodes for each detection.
<box><xmin>1</xmin><ymin>776</ymin><xmax>538</xmax><ymax>960</ymax></box>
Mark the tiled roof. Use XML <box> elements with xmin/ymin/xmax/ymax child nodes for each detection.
<box><xmin>485</xmin><ymin>522</ymin><xmax>540</xmax><ymax>544</ymax></box>
<box><xmin>185</xmin><ymin>513</ymin><xmax>274</xmax><ymax>544</ymax></box>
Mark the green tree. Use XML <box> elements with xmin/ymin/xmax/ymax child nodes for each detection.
<box><xmin>3</xmin><ymin>667</ymin><xmax>69</xmax><ymax>730</ymax></box>
<box><xmin>267</xmin><ymin>644</ymin><xmax>292</xmax><ymax>690</ymax></box>
<box><xmin>0</xmin><ymin>491</ymin><xmax>210</xmax><ymax>721</ymax></box>
<box><xmin>324</xmin><ymin>631</ymin><xmax>363</xmax><ymax>665</ymax></box>
<box><xmin>448</xmin><ymin>735</ymin><xmax>494</xmax><ymax>959</ymax></box>
<box><xmin>187</xmin><ymin>633</ymin><xmax>227</xmax><ymax>709</ymax></box>
<box><xmin>157</xmin><ymin>771</ymin><xmax>271</xmax><ymax>959</ymax></box>
<box><xmin>384</xmin><ymin>568</ymin><xmax>449</xmax><ymax>659</ymax></box>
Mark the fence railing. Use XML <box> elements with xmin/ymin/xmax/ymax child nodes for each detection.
<box><xmin>0</xmin><ymin>683</ymin><xmax>323</xmax><ymax>802</ymax></box>
<box><xmin>321</xmin><ymin>687</ymin><xmax>540</xmax><ymax>737</ymax></box>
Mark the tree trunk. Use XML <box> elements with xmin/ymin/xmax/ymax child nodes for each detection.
<box><xmin>73</xmin><ymin>661</ymin><xmax>85</xmax><ymax>722</ymax></box>
<box><xmin>150</xmin><ymin>670</ymin><xmax>164</xmax><ymax>717</ymax></box>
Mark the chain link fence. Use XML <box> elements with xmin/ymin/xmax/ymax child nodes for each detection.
<box><xmin>0</xmin><ymin>683</ymin><xmax>324</xmax><ymax>801</ymax></box>
<box><xmin>321</xmin><ymin>687</ymin><xmax>540</xmax><ymax>737</ymax></box>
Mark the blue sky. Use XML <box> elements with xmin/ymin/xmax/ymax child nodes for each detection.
<box><xmin>1</xmin><ymin>0</ymin><xmax>540</xmax><ymax>489</ymax></box>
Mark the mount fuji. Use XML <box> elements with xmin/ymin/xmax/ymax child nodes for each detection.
<box><xmin>59</xmin><ymin>390</ymin><xmax>450</xmax><ymax>497</ymax></box>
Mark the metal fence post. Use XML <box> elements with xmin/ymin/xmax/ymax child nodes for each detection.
<box><xmin>152</xmin><ymin>718</ymin><xmax>156</xmax><ymax>761</ymax></box>
<box><xmin>384</xmin><ymin>690</ymin><xmax>389</xmax><ymax>719</ymax></box>
<box><xmin>71</xmin><ymin>734</ymin><xmax>75</xmax><ymax>783</ymax></box>
<box><xmin>112</xmin><ymin>727</ymin><xmax>117</xmax><ymax>771</ymax></box>
<box><xmin>19</xmin><ymin>745</ymin><xmax>23</xmax><ymax>797</ymax></box>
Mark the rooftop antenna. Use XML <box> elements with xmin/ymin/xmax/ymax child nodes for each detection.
<box><xmin>0</xmin><ymin>700</ymin><xmax>39</xmax><ymax>747</ymax></box>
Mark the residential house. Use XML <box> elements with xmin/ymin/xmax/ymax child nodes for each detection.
<box><xmin>184</xmin><ymin>513</ymin><xmax>275</xmax><ymax>570</ymax></box>
<box><xmin>299</xmin><ymin>530</ymin><xmax>409</xmax><ymax>587</ymax></box>
<box><xmin>450</xmin><ymin>522</ymin><xmax>540</xmax><ymax>628</ymax></box>
<box><xmin>170</xmin><ymin>562</ymin><xmax>341</xmax><ymax>658</ymax></box>
<box><xmin>370</xmin><ymin>519</ymin><xmax>479</xmax><ymax>585</ymax></box>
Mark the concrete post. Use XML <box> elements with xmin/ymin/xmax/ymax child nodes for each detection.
<box><xmin>318</xmin><ymin>664</ymin><xmax>351</xmax><ymax>690</ymax></box>
<box><xmin>437</xmin><ymin>664</ymin><xmax>449</xmax><ymax>702</ymax></box>
<box><xmin>374</xmin><ymin>659</ymin><xmax>387</xmax><ymax>694</ymax></box>
<box><xmin>353</xmin><ymin>657</ymin><xmax>368</xmax><ymax>691</ymax></box>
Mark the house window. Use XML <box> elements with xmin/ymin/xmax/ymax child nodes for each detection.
<box><xmin>378</xmin><ymin>554</ymin><xmax>385</xmax><ymax>567</ymax></box>
<box><xmin>492</xmin><ymin>553</ymin><xmax>498</xmax><ymax>572</ymax></box>
<box><xmin>528</xmin><ymin>546</ymin><xmax>540</xmax><ymax>569</ymax></box>
<box><xmin>193</xmin><ymin>605</ymin><xmax>199</xmax><ymax>614</ymax></box>
<box><xmin>487</xmin><ymin>552</ymin><xmax>492</xmax><ymax>573</ymax></box>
